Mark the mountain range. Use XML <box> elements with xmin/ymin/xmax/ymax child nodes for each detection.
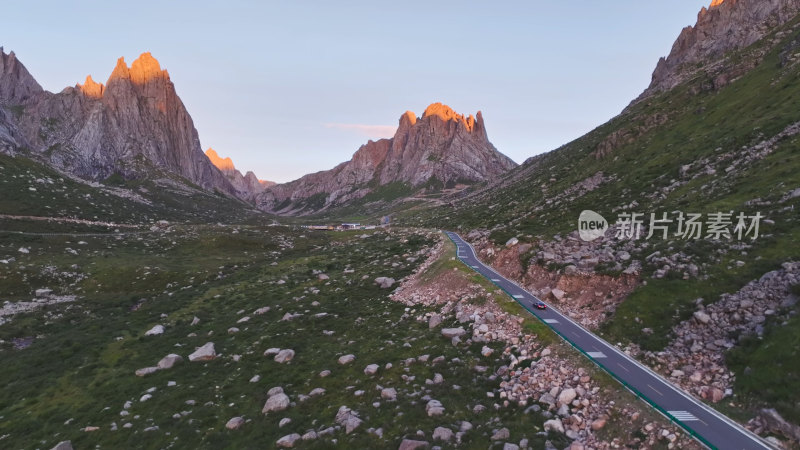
<box><xmin>0</xmin><ymin>51</ymin><xmax>518</xmax><ymax>211</ymax></box>
<box><xmin>256</xmin><ymin>103</ymin><xmax>517</xmax><ymax>215</ymax></box>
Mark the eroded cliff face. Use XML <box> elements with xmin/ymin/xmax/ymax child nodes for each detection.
<box><xmin>0</xmin><ymin>50</ymin><xmax>236</xmax><ymax>195</ymax></box>
<box><xmin>642</xmin><ymin>0</ymin><xmax>800</xmax><ymax>97</ymax></box>
<box><xmin>257</xmin><ymin>103</ymin><xmax>517</xmax><ymax>215</ymax></box>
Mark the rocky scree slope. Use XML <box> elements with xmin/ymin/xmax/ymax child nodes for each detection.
<box><xmin>256</xmin><ymin>103</ymin><xmax>517</xmax><ymax>216</ymax></box>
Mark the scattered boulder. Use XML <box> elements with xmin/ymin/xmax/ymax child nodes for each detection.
<box><xmin>135</xmin><ymin>367</ymin><xmax>159</xmax><ymax>377</ymax></box>
<box><xmin>433</xmin><ymin>426</ymin><xmax>453</xmax><ymax>442</ymax></box>
<box><xmin>428</xmin><ymin>314</ymin><xmax>443</xmax><ymax>329</ymax></box>
<box><xmin>441</xmin><ymin>327</ymin><xmax>466</xmax><ymax>339</ymax></box>
<box><xmin>364</xmin><ymin>364</ymin><xmax>379</xmax><ymax>376</ymax></box>
<box><xmin>188</xmin><ymin>342</ymin><xmax>216</xmax><ymax>362</ymax></box>
<box><xmin>262</xmin><ymin>392</ymin><xmax>290</xmax><ymax>414</ymax></box>
<box><xmin>491</xmin><ymin>427</ymin><xmax>510</xmax><ymax>440</ymax></box>
<box><xmin>274</xmin><ymin>349</ymin><xmax>295</xmax><ymax>363</ymax></box>
<box><xmin>381</xmin><ymin>387</ymin><xmax>397</xmax><ymax>401</ymax></box>
<box><xmin>144</xmin><ymin>325</ymin><xmax>165</xmax><ymax>336</ymax></box>
<box><xmin>264</xmin><ymin>348</ymin><xmax>281</xmax><ymax>357</ymax></box>
<box><xmin>551</xmin><ymin>289</ymin><xmax>566</xmax><ymax>301</ymax></box>
<box><xmin>157</xmin><ymin>354</ymin><xmax>183</xmax><ymax>369</ymax></box>
<box><xmin>398</xmin><ymin>439</ymin><xmax>429</xmax><ymax>450</ymax></box>
<box><xmin>505</xmin><ymin>237</ymin><xmax>519</xmax><ymax>247</ymax></box>
<box><xmin>254</xmin><ymin>307</ymin><xmax>270</xmax><ymax>315</ymax></box>
<box><xmin>51</xmin><ymin>441</ymin><xmax>73</xmax><ymax>450</ymax></box>
<box><xmin>543</xmin><ymin>418</ymin><xmax>565</xmax><ymax>434</ymax></box>
<box><xmin>426</xmin><ymin>399</ymin><xmax>445</xmax><ymax>416</ymax></box>
<box><xmin>276</xmin><ymin>433</ymin><xmax>301</xmax><ymax>448</ymax></box>
<box><xmin>375</xmin><ymin>277</ymin><xmax>395</xmax><ymax>289</ymax></box>
<box><xmin>225</xmin><ymin>416</ymin><xmax>245</xmax><ymax>430</ymax></box>
<box><xmin>338</xmin><ymin>354</ymin><xmax>355</xmax><ymax>365</ymax></box>
<box><xmin>335</xmin><ymin>406</ymin><xmax>363</xmax><ymax>434</ymax></box>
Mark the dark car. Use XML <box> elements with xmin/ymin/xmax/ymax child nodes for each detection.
<box><xmin>534</xmin><ymin>301</ymin><xmax>547</xmax><ymax>310</ymax></box>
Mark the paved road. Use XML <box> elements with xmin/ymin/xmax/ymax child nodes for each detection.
<box><xmin>445</xmin><ymin>231</ymin><xmax>772</xmax><ymax>450</ymax></box>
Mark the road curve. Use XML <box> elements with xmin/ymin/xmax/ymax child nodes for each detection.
<box><xmin>445</xmin><ymin>231</ymin><xmax>772</xmax><ymax>450</ymax></box>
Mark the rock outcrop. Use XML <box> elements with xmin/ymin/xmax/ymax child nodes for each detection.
<box><xmin>641</xmin><ymin>0</ymin><xmax>800</xmax><ymax>97</ymax></box>
<box><xmin>0</xmin><ymin>49</ymin><xmax>237</xmax><ymax>196</ymax></box>
<box><xmin>256</xmin><ymin>103</ymin><xmax>517</xmax><ymax>215</ymax></box>
<box><xmin>206</xmin><ymin>148</ymin><xmax>274</xmax><ymax>200</ymax></box>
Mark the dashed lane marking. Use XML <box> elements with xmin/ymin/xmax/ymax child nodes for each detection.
<box><xmin>587</xmin><ymin>352</ymin><xmax>607</xmax><ymax>358</ymax></box>
<box><xmin>512</xmin><ymin>294</ymin><xmax>524</xmax><ymax>299</ymax></box>
<box><xmin>543</xmin><ymin>318</ymin><xmax>559</xmax><ymax>324</ymax></box>
<box><xmin>648</xmin><ymin>384</ymin><xmax>664</xmax><ymax>396</ymax></box>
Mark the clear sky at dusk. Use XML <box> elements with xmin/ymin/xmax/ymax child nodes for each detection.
<box><xmin>3</xmin><ymin>0</ymin><xmax>709</xmax><ymax>183</ymax></box>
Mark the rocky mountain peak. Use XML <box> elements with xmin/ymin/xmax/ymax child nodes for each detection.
<box><xmin>257</xmin><ymin>103</ymin><xmax>516</xmax><ymax>215</ymax></box>
<box><xmin>129</xmin><ymin>52</ymin><xmax>168</xmax><ymax>85</ymax></box>
<box><xmin>78</xmin><ymin>75</ymin><xmax>104</xmax><ymax>98</ymax></box>
<box><xmin>108</xmin><ymin>57</ymin><xmax>131</xmax><ymax>82</ymax></box>
<box><xmin>0</xmin><ymin>47</ymin><xmax>43</xmax><ymax>104</ymax></box>
<box><xmin>640</xmin><ymin>0</ymin><xmax>800</xmax><ymax>98</ymax></box>
<box><xmin>206</xmin><ymin>148</ymin><xmax>236</xmax><ymax>173</ymax></box>
<box><xmin>204</xmin><ymin>147</ymin><xmax>273</xmax><ymax>200</ymax></box>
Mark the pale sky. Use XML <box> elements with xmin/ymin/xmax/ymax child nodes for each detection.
<box><xmin>2</xmin><ymin>0</ymin><xmax>710</xmax><ymax>183</ymax></box>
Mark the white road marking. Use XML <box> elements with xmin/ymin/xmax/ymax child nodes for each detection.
<box><xmin>616</xmin><ymin>362</ymin><xmax>630</xmax><ymax>372</ymax></box>
<box><xmin>471</xmin><ymin>265</ymin><xmax>479</xmax><ymax>269</ymax></box>
<box><xmin>669</xmin><ymin>411</ymin><xmax>700</xmax><ymax>422</ymax></box>
<box><xmin>648</xmin><ymin>384</ymin><xmax>664</xmax><ymax>396</ymax></box>
<box><xmin>512</xmin><ymin>294</ymin><xmax>524</xmax><ymax>299</ymax></box>
<box><xmin>491</xmin><ymin>278</ymin><xmax>500</xmax><ymax>282</ymax></box>
<box><xmin>587</xmin><ymin>351</ymin><xmax>607</xmax><ymax>358</ymax></box>
<box><xmin>543</xmin><ymin>319</ymin><xmax>559</xmax><ymax>324</ymax></box>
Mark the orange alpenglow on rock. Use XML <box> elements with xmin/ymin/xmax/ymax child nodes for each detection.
<box><xmin>422</xmin><ymin>102</ymin><xmax>477</xmax><ymax>131</ymax></box>
<box><xmin>78</xmin><ymin>75</ymin><xmax>104</xmax><ymax>98</ymax></box>
<box><xmin>205</xmin><ymin>148</ymin><xmax>236</xmax><ymax>172</ymax></box>
<box><xmin>106</xmin><ymin>52</ymin><xmax>168</xmax><ymax>85</ymax></box>
<box><xmin>710</xmin><ymin>0</ymin><xmax>726</xmax><ymax>7</ymax></box>
<box><xmin>129</xmin><ymin>52</ymin><xmax>168</xmax><ymax>85</ymax></box>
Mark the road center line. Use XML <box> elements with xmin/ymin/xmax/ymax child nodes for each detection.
<box><xmin>648</xmin><ymin>384</ymin><xmax>664</xmax><ymax>396</ymax></box>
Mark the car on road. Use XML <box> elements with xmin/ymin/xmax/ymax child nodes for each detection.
<box><xmin>534</xmin><ymin>301</ymin><xmax>547</xmax><ymax>310</ymax></box>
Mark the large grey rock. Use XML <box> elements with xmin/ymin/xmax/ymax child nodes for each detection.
<box><xmin>375</xmin><ymin>277</ymin><xmax>395</xmax><ymax>289</ymax></box>
<box><xmin>441</xmin><ymin>327</ymin><xmax>466</xmax><ymax>339</ymax></box>
<box><xmin>157</xmin><ymin>354</ymin><xmax>183</xmax><ymax>369</ymax></box>
<box><xmin>398</xmin><ymin>439</ymin><xmax>430</xmax><ymax>450</ymax></box>
<box><xmin>557</xmin><ymin>388</ymin><xmax>577</xmax><ymax>405</ymax></box>
<box><xmin>50</xmin><ymin>441</ymin><xmax>73</xmax><ymax>450</ymax></box>
<box><xmin>334</xmin><ymin>406</ymin><xmax>363</xmax><ymax>434</ymax></box>
<box><xmin>274</xmin><ymin>349</ymin><xmax>295</xmax><ymax>363</ymax></box>
<box><xmin>262</xmin><ymin>393</ymin><xmax>290</xmax><ymax>414</ymax></box>
<box><xmin>426</xmin><ymin>399</ymin><xmax>445</xmax><ymax>416</ymax></box>
<box><xmin>144</xmin><ymin>324</ymin><xmax>165</xmax><ymax>336</ymax></box>
<box><xmin>338</xmin><ymin>354</ymin><xmax>355</xmax><ymax>365</ymax></box>
<box><xmin>276</xmin><ymin>433</ymin><xmax>301</xmax><ymax>448</ymax></box>
<box><xmin>188</xmin><ymin>342</ymin><xmax>216</xmax><ymax>362</ymax></box>
<box><xmin>433</xmin><ymin>426</ymin><xmax>453</xmax><ymax>442</ymax></box>
<box><xmin>225</xmin><ymin>416</ymin><xmax>245</xmax><ymax>430</ymax></box>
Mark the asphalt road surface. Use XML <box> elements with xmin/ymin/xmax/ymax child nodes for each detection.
<box><xmin>446</xmin><ymin>231</ymin><xmax>772</xmax><ymax>450</ymax></box>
